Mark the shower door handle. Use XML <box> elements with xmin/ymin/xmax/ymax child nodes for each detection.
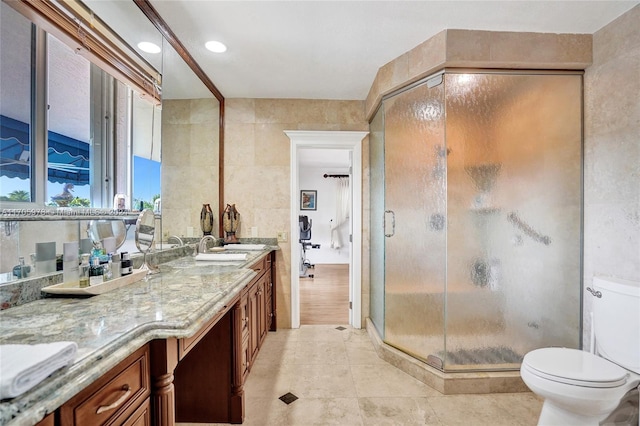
<box><xmin>384</xmin><ymin>210</ymin><xmax>396</xmax><ymax>237</ymax></box>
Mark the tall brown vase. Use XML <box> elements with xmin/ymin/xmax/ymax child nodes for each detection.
<box><xmin>222</xmin><ymin>204</ymin><xmax>240</xmax><ymax>244</ymax></box>
<box><xmin>200</xmin><ymin>204</ymin><xmax>214</xmax><ymax>236</ymax></box>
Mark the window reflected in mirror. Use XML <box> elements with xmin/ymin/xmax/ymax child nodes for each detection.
<box><xmin>132</xmin><ymin>95</ymin><xmax>161</xmax><ymax>213</ymax></box>
<box><xmin>0</xmin><ymin>3</ymin><xmax>33</xmax><ymax>202</ymax></box>
<box><xmin>46</xmin><ymin>33</ymin><xmax>91</xmax><ymax>206</ymax></box>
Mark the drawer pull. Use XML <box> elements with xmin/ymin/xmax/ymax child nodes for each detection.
<box><xmin>96</xmin><ymin>385</ymin><xmax>131</xmax><ymax>414</ymax></box>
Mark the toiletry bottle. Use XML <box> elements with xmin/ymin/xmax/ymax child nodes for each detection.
<box><xmin>89</xmin><ymin>257</ymin><xmax>103</xmax><ymax>285</ymax></box>
<box><xmin>102</xmin><ymin>254</ymin><xmax>113</xmax><ymax>282</ymax></box>
<box><xmin>120</xmin><ymin>252</ymin><xmax>132</xmax><ymax>276</ymax></box>
<box><xmin>63</xmin><ymin>241</ymin><xmax>79</xmax><ymax>286</ymax></box>
<box><xmin>29</xmin><ymin>253</ymin><xmax>36</xmax><ymax>275</ymax></box>
<box><xmin>79</xmin><ymin>254</ymin><xmax>90</xmax><ymax>288</ymax></box>
<box><xmin>12</xmin><ymin>257</ymin><xmax>30</xmax><ymax>279</ymax></box>
<box><xmin>111</xmin><ymin>252</ymin><xmax>122</xmax><ymax>279</ymax></box>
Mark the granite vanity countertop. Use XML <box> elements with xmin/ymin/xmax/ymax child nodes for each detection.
<box><xmin>0</xmin><ymin>247</ymin><xmax>276</xmax><ymax>426</ymax></box>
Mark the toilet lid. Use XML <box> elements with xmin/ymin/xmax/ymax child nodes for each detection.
<box><xmin>523</xmin><ymin>348</ymin><xmax>629</xmax><ymax>388</ymax></box>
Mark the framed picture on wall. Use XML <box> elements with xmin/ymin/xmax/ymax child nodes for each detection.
<box><xmin>300</xmin><ymin>190</ymin><xmax>317</xmax><ymax>211</ymax></box>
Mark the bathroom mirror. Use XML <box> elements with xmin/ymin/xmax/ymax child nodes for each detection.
<box><xmin>88</xmin><ymin>220</ymin><xmax>127</xmax><ymax>250</ymax></box>
<box><xmin>135</xmin><ymin>209</ymin><xmax>157</xmax><ymax>273</ymax></box>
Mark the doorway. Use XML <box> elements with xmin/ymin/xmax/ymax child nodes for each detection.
<box><xmin>286</xmin><ymin>130</ymin><xmax>368</xmax><ymax>329</ymax></box>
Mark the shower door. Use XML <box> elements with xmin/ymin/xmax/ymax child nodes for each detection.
<box><xmin>443</xmin><ymin>72</ymin><xmax>583</xmax><ymax>370</ymax></box>
<box><xmin>369</xmin><ymin>106</ymin><xmax>385</xmax><ymax>334</ymax></box>
<box><xmin>383</xmin><ymin>77</ymin><xmax>447</xmax><ymax>364</ymax></box>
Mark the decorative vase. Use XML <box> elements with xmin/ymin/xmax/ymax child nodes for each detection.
<box><xmin>200</xmin><ymin>204</ymin><xmax>214</xmax><ymax>236</ymax></box>
<box><xmin>222</xmin><ymin>204</ymin><xmax>240</xmax><ymax>244</ymax></box>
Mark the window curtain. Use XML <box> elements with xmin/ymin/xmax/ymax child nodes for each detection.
<box><xmin>330</xmin><ymin>177</ymin><xmax>350</xmax><ymax>249</ymax></box>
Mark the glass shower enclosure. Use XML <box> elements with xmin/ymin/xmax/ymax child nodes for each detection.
<box><xmin>369</xmin><ymin>71</ymin><xmax>583</xmax><ymax>372</ymax></box>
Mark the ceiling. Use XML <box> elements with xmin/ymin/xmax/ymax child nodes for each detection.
<box><xmin>147</xmin><ymin>0</ymin><xmax>638</xmax><ymax>100</ymax></box>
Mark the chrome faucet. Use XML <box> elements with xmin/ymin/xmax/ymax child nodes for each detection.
<box><xmin>167</xmin><ymin>235</ymin><xmax>184</xmax><ymax>247</ymax></box>
<box><xmin>199</xmin><ymin>235</ymin><xmax>216</xmax><ymax>253</ymax></box>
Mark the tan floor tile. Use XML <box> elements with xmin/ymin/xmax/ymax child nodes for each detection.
<box><xmin>253</xmin><ymin>336</ymin><xmax>298</xmax><ymax>365</ymax></box>
<box><xmin>288</xmin><ymin>363</ymin><xmax>357</xmax><ymax>398</ymax></box>
<box><xmin>286</xmin><ymin>397</ymin><xmax>363</xmax><ymax>425</ymax></box>
<box><xmin>359</xmin><ymin>397</ymin><xmax>442</xmax><ymax>425</ymax></box>
<box><xmin>491</xmin><ymin>392</ymin><xmax>543</xmax><ymax>425</ymax></box>
<box><xmin>345</xmin><ymin>339</ymin><xmax>387</xmax><ymax>365</ymax></box>
<box><xmin>243</xmin><ymin>397</ymin><xmax>290</xmax><ymax>426</ymax></box>
<box><xmin>266</xmin><ymin>328</ymin><xmax>300</xmax><ymax>341</ymax></box>
<box><xmin>293</xmin><ymin>339</ymin><xmax>349</xmax><ymax>365</ymax></box>
<box><xmin>351</xmin><ymin>363</ymin><xmax>441</xmax><ymax>398</ymax></box>
<box><xmin>297</xmin><ymin>325</ymin><xmax>351</xmax><ymax>342</ymax></box>
<box><xmin>243</xmin><ymin>360</ymin><xmax>292</xmax><ymax>399</ymax></box>
<box><xmin>428</xmin><ymin>394</ymin><xmax>533</xmax><ymax>426</ymax></box>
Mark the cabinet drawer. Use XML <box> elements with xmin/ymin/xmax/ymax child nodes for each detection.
<box><xmin>60</xmin><ymin>345</ymin><xmax>150</xmax><ymax>425</ymax></box>
<box><xmin>123</xmin><ymin>397</ymin><xmax>150</xmax><ymax>426</ymax></box>
<box><xmin>250</xmin><ymin>256</ymin><xmax>267</xmax><ymax>275</ymax></box>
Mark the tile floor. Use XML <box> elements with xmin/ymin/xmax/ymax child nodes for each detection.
<box><xmin>182</xmin><ymin>325</ymin><xmax>543</xmax><ymax>426</ymax></box>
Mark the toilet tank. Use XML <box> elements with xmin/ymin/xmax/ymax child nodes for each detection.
<box><xmin>593</xmin><ymin>276</ymin><xmax>640</xmax><ymax>374</ymax></box>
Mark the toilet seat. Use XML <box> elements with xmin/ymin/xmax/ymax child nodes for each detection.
<box><xmin>523</xmin><ymin>348</ymin><xmax>629</xmax><ymax>388</ymax></box>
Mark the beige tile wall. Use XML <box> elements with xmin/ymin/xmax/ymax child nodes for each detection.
<box><xmin>162</xmin><ymin>98</ymin><xmax>220</xmax><ymax>240</ymax></box>
<box><xmin>224</xmin><ymin>99</ymin><xmax>367</xmax><ymax>328</ymax></box>
<box><xmin>365</xmin><ymin>30</ymin><xmax>592</xmax><ymax>119</ymax></box>
<box><xmin>583</xmin><ymin>5</ymin><xmax>640</xmax><ymax>348</ymax></box>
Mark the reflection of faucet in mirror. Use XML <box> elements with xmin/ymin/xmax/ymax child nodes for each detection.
<box><xmin>167</xmin><ymin>235</ymin><xmax>184</xmax><ymax>248</ymax></box>
<box><xmin>199</xmin><ymin>235</ymin><xmax>216</xmax><ymax>254</ymax></box>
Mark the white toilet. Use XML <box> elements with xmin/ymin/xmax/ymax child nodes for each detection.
<box><xmin>521</xmin><ymin>276</ymin><xmax>640</xmax><ymax>426</ymax></box>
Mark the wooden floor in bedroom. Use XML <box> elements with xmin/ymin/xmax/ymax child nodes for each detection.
<box><xmin>300</xmin><ymin>264</ymin><xmax>349</xmax><ymax>325</ymax></box>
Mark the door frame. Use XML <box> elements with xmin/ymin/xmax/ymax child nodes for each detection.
<box><xmin>285</xmin><ymin>130</ymin><xmax>368</xmax><ymax>329</ymax></box>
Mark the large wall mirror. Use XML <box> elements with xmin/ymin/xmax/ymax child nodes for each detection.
<box><xmin>0</xmin><ymin>0</ymin><xmax>222</xmax><ymax>281</ymax></box>
<box><xmin>85</xmin><ymin>0</ymin><xmax>222</xmax><ymax>240</ymax></box>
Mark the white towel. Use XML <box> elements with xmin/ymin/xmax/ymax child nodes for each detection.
<box><xmin>0</xmin><ymin>341</ymin><xmax>78</xmax><ymax>399</ymax></box>
<box><xmin>195</xmin><ymin>253</ymin><xmax>247</xmax><ymax>261</ymax></box>
<box><xmin>226</xmin><ymin>244</ymin><xmax>266</xmax><ymax>250</ymax></box>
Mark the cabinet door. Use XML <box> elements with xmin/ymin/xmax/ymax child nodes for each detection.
<box><xmin>242</xmin><ymin>336</ymin><xmax>251</xmax><ymax>381</ymax></box>
<box><xmin>266</xmin><ymin>273</ymin><xmax>273</xmax><ymax>331</ymax></box>
<box><xmin>248</xmin><ymin>283</ymin><xmax>260</xmax><ymax>363</ymax></box>
<box><xmin>257</xmin><ymin>277</ymin><xmax>267</xmax><ymax>346</ymax></box>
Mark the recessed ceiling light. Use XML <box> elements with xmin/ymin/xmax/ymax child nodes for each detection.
<box><xmin>205</xmin><ymin>40</ymin><xmax>227</xmax><ymax>53</ymax></box>
<box><xmin>137</xmin><ymin>42</ymin><xmax>161</xmax><ymax>54</ymax></box>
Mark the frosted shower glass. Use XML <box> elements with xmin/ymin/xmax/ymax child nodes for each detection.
<box><xmin>443</xmin><ymin>73</ymin><xmax>582</xmax><ymax>371</ymax></box>
<box><xmin>369</xmin><ymin>106</ymin><xmax>385</xmax><ymax>334</ymax></box>
<box><xmin>383</xmin><ymin>80</ymin><xmax>446</xmax><ymax>364</ymax></box>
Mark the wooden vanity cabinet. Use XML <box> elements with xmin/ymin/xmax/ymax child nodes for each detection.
<box><xmin>35</xmin><ymin>252</ymin><xmax>276</xmax><ymax>426</ymax></box>
<box><xmin>245</xmin><ymin>253</ymin><xmax>275</xmax><ymax>370</ymax></box>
